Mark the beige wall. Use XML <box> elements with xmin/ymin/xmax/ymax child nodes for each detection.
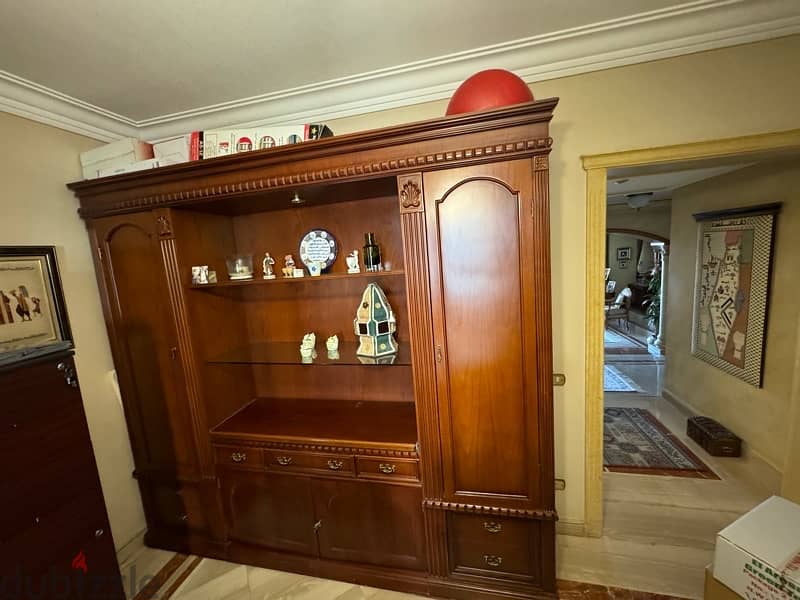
<box><xmin>606</xmin><ymin>233</ymin><xmax>639</xmax><ymax>288</ymax></box>
<box><xmin>330</xmin><ymin>35</ymin><xmax>800</xmax><ymax>528</ymax></box>
<box><xmin>0</xmin><ymin>113</ymin><xmax>145</xmax><ymax>549</ymax></box>
<box><xmin>607</xmin><ymin>201</ymin><xmax>672</xmax><ymax>240</ymax></box>
<box><xmin>664</xmin><ymin>161</ymin><xmax>800</xmax><ymax>471</ymax></box>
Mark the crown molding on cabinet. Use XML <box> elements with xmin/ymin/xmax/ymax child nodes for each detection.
<box><xmin>2</xmin><ymin>0</ymin><xmax>799</xmax><ymax>142</ymax></box>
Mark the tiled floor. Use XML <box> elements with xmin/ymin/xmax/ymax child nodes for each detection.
<box><xmin>597</xmin><ymin>354</ymin><xmax>774</xmax><ymax>599</ymax></box>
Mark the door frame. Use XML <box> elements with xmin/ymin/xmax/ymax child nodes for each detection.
<box><xmin>580</xmin><ymin>128</ymin><xmax>800</xmax><ymax>537</ymax></box>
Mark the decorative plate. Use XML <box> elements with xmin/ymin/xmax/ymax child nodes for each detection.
<box><xmin>299</xmin><ymin>229</ymin><xmax>337</xmax><ymax>269</ymax></box>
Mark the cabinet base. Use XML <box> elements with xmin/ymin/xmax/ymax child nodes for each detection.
<box><xmin>143</xmin><ymin>529</ymin><xmax>556</xmax><ymax>600</ymax></box>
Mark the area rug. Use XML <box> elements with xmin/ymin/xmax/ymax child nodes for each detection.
<box><xmin>604</xmin><ymin>407</ymin><xmax>719</xmax><ymax>479</ymax></box>
<box><xmin>604</xmin><ymin>365</ymin><xmax>645</xmax><ymax>393</ymax></box>
<box><xmin>604</xmin><ymin>326</ymin><xmax>650</xmax><ymax>355</ymax></box>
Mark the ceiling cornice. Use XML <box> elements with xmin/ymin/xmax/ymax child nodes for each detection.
<box><xmin>2</xmin><ymin>0</ymin><xmax>798</xmax><ymax>142</ymax></box>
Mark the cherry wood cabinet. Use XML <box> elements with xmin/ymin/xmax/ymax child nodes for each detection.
<box><xmin>0</xmin><ymin>352</ymin><xmax>124</xmax><ymax>600</ymax></box>
<box><xmin>69</xmin><ymin>98</ymin><xmax>558</xmax><ymax>599</ymax></box>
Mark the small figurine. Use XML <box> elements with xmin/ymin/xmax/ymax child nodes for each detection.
<box><xmin>300</xmin><ymin>332</ymin><xmax>317</xmax><ymax>361</ymax></box>
<box><xmin>307</xmin><ymin>261</ymin><xmax>323</xmax><ymax>277</ymax></box>
<box><xmin>262</xmin><ymin>253</ymin><xmax>276</xmax><ymax>279</ymax></box>
<box><xmin>282</xmin><ymin>254</ymin><xmax>296</xmax><ymax>278</ymax></box>
<box><xmin>354</xmin><ymin>283</ymin><xmax>398</xmax><ymax>357</ymax></box>
<box><xmin>346</xmin><ymin>250</ymin><xmax>361</xmax><ymax>274</ymax></box>
<box><xmin>326</xmin><ymin>335</ymin><xmax>340</xmax><ymax>360</ymax></box>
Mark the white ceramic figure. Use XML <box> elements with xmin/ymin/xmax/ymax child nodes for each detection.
<box><xmin>326</xmin><ymin>335</ymin><xmax>339</xmax><ymax>352</ymax></box>
<box><xmin>262</xmin><ymin>253</ymin><xmax>276</xmax><ymax>279</ymax></box>
<box><xmin>282</xmin><ymin>255</ymin><xmax>295</xmax><ymax>278</ymax></box>
<box><xmin>346</xmin><ymin>250</ymin><xmax>360</xmax><ymax>274</ymax></box>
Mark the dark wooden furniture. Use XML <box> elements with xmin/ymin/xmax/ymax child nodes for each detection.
<box><xmin>67</xmin><ymin>99</ymin><xmax>559</xmax><ymax>600</ymax></box>
<box><xmin>0</xmin><ymin>351</ymin><xmax>124</xmax><ymax>600</ymax></box>
<box><xmin>687</xmin><ymin>417</ymin><xmax>742</xmax><ymax>458</ymax></box>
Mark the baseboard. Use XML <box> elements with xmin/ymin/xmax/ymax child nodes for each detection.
<box><xmin>116</xmin><ymin>528</ymin><xmax>147</xmax><ymax>565</ymax></box>
<box><xmin>661</xmin><ymin>387</ymin><xmax>783</xmax><ymax>494</ymax></box>
<box><xmin>556</xmin><ymin>519</ymin><xmax>587</xmax><ymax>537</ymax></box>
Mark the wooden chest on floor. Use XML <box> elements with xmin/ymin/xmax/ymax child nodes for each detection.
<box><xmin>687</xmin><ymin>416</ymin><xmax>742</xmax><ymax>457</ymax></box>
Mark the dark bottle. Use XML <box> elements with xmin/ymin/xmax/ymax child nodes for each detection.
<box><xmin>363</xmin><ymin>232</ymin><xmax>382</xmax><ymax>272</ymax></box>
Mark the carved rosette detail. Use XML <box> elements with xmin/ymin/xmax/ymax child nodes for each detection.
<box><xmin>79</xmin><ymin>137</ymin><xmax>554</xmax><ymax>217</ymax></box>
<box><xmin>423</xmin><ymin>500</ymin><xmax>558</xmax><ymax>521</ymax></box>
<box><xmin>156</xmin><ymin>215</ymin><xmax>172</xmax><ymax>236</ymax></box>
<box><xmin>534</xmin><ymin>154</ymin><xmax>549</xmax><ymax>171</ymax></box>
<box><xmin>399</xmin><ymin>178</ymin><xmax>422</xmax><ymax>213</ymax></box>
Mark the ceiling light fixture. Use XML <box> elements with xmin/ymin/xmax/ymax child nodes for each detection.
<box><xmin>625</xmin><ymin>192</ymin><xmax>654</xmax><ymax>209</ymax></box>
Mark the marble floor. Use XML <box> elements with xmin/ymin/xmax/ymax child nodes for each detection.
<box><xmin>597</xmin><ymin>354</ymin><xmax>774</xmax><ymax>599</ymax></box>
<box><xmin>117</xmin><ymin>539</ymin><xmax>691</xmax><ymax>600</ymax></box>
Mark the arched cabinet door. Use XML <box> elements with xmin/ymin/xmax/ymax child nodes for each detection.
<box><xmin>422</xmin><ymin>160</ymin><xmax>553</xmax><ymax>510</ymax></box>
<box><xmin>90</xmin><ymin>212</ymin><xmax>198</xmax><ymax>480</ymax></box>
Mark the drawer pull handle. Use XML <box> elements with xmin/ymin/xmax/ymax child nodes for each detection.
<box><xmin>180</xmin><ymin>514</ymin><xmax>188</xmax><ymax>522</ymax></box>
<box><xmin>327</xmin><ymin>459</ymin><xmax>344</xmax><ymax>471</ymax></box>
<box><xmin>483</xmin><ymin>521</ymin><xmax>502</xmax><ymax>533</ymax></box>
<box><xmin>95</xmin><ymin>528</ymin><xmax>104</xmax><ymax>538</ymax></box>
<box><xmin>378</xmin><ymin>463</ymin><xmax>396</xmax><ymax>474</ymax></box>
<box><xmin>230</xmin><ymin>452</ymin><xmax>247</xmax><ymax>463</ymax></box>
<box><xmin>276</xmin><ymin>456</ymin><xmax>293</xmax><ymax>466</ymax></box>
<box><xmin>484</xmin><ymin>554</ymin><xmax>503</xmax><ymax>568</ymax></box>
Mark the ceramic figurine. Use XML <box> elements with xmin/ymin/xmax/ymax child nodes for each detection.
<box><xmin>346</xmin><ymin>250</ymin><xmax>361</xmax><ymax>274</ymax></box>
<box><xmin>353</xmin><ymin>283</ymin><xmax>398</xmax><ymax>357</ymax></box>
<box><xmin>282</xmin><ymin>254</ymin><xmax>296</xmax><ymax>278</ymax></box>
<box><xmin>326</xmin><ymin>335</ymin><xmax>340</xmax><ymax>360</ymax></box>
<box><xmin>262</xmin><ymin>253</ymin><xmax>276</xmax><ymax>279</ymax></box>
<box><xmin>307</xmin><ymin>261</ymin><xmax>322</xmax><ymax>277</ymax></box>
<box><xmin>300</xmin><ymin>332</ymin><xmax>316</xmax><ymax>358</ymax></box>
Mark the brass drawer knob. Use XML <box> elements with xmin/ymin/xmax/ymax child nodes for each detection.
<box><xmin>276</xmin><ymin>456</ymin><xmax>293</xmax><ymax>466</ymax></box>
<box><xmin>231</xmin><ymin>452</ymin><xmax>247</xmax><ymax>463</ymax></box>
<box><xmin>327</xmin><ymin>459</ymin><xmax>344</xmax><ymax>470</ymax></box>
<box><xmin>95</xmin><ymin>528</ymin><xmax>104</xmax><ymax>538</ymax></box>
<box><xmin>483</xmin><ymin>521</ymin><xmax>502</xmax><ymax>533</ymax></box>
<box><xmin>378</xmin><ymin>463</ymin><xmax>396</xmax><ymax>474</ymax></box>
<box><xmin>483</xmin><ymin>554</ymin><xmax>503</xmax><ymax>568</ymax></box>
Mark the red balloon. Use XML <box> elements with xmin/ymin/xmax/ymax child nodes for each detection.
<box><xmin>446</xmin><ymin>69</ymin><xmax>534</xmax><ymax>116</ymax></box>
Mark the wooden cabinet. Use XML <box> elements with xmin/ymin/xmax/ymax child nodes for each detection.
<box><xmin>0</xmin><ymin>352</ymin><xmax>124</xmax><ymax>599</ymax></box>
<box><xmin>69</xmin><ymin>98</ymin><xmax>559</xmax><ymax>599</ymax></box>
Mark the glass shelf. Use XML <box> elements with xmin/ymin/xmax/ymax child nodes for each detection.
<box><xmin>207</xmin><ymin>341</ymin><xmax>411</xmax><ymax>366</ymax></box>
<box><xmin>190</xmin><ymin>269</ymin><xmax>405</xmax><ymax>289</ymax></box>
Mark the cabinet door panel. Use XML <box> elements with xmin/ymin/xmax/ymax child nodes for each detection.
<box><xmin>424</xmin><ymin>161</ymin><xmax>545</xmax><ymax>506</ymax></box>
<box><xmin>313</xmin><ymin>479</ymin><xmax>426</xmax><ymax>571</ymax></box>
<box><xmin>219</xmin><ymin>470</ymin><xmax>317</xmax><ymax>556</ymax></box>
<box><xmin>91</xmin><ymin>213</ymin><xmax>197</xmax><ymax>477</ymax></box>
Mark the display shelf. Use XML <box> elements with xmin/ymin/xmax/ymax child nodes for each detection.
<box><xmin>190</xmin><ymin>269</ymin><xmax>405</xmax><ymax>289</ymax></box>
<box><xmin>206</xmin><ymin>341</ymin><xmax>410</xmax><ymax>366</ymax></box>
<box><xmin>210</xmin><ymin>397</ymin><xmax>418</xmax><ymax>451</ymax></box>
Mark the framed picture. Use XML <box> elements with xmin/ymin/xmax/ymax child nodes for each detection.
<box><xmin>691</xmin><ymin>203</ymin><xmax>781</xmax><ymax>387</ymax></box>
<box><xmin>0</xmin><ymin>246</ymin><xmax>73</xmax><ymax>363</ymax></box>
<box><xmin>618</xmin><ymin>259</ymin><xmax>629</xmax><ymax>269</ymax></box>
<box><xmin>617</xmin><ymin>247</ymin><xmax>632</xmax><ymax>260</ymax></box>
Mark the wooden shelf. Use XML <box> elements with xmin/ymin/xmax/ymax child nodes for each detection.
<box><xmin>190</xmin><ymin>270</ymin><xmax>405</xmax><ymax>289</ymax></box>
<box><xmin>207</xmin><ymin>341</ymin><xmax>410</xmax><ymax>366</ymax></box>
<box><xmin>210</xmin><ymin>397</ymin><xmax>418</xmax><ymax>452</ymax></box>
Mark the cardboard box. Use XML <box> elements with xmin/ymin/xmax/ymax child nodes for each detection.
<box><xmin>714</xmin><ymin>496</ymin><xmax>800</xmax><ymax>600</ymax></box>
<box><xmin>202</xmin><ymin>124</ymin><xmax>332</xmax><ymax>159</ymax></box>
<box><xmin>153</xmin><ymin>135</ymin><xmax>191</xmax><ymax>165</ymax></box>
<box><xmin>705</xmin><ymin>566</ymin><xmax>744</xmax><ymax>600</ymax></box>
<box><xmin>80</xmin><ymin>137</ymin><xmax>153</xmax><ymax>179</ymax></box>
<box><xmin>96</xmin><ymin>158</ymin><xmax>161</xmax><ymax>178</ymax></box>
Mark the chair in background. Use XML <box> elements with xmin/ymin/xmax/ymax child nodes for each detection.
<box><xmin>605</xmin><ymin>287</ymin><xmax>632</xmax><ymax>331</ymax></box>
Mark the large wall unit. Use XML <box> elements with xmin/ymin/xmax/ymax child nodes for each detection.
<box><xmin>68</xmin><ymin>99</ymin><xmax>559</xmax><ymax>600</ymax></box>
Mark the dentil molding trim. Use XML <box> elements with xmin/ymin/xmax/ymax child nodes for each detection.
<box><xmin>2</xmin><ymin>0</ymin><xmax>799</xmax><ymax>142</ymax></box>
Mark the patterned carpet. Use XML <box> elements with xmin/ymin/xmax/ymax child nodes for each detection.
<box><xmin>603</xmin><ymin>365</ymin><xmax>644</xmax><ymax>392</ymax></box>
<box><xmin>604</xmin><ymin>327</ymin><xmax>650</xmax><ymax>355</ymax></box>
<box><xmin>604</xmin><ymin>407</ymin><xmax>719</xmax><ymax>479</ymax></box>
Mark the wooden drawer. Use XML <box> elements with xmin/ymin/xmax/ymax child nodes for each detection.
<box><xmin>356</xmin><ymin>457</ymin><xmax>419</xmax><ymax>481</ymax></box>
<box><xmin>264</xmin><ymin>450</ymin><xmax>355</xmax><ymax>476</ymax></box>
<box><xmin>447</xmin><ymin>513</ymin><xmax>540</xmax><ymax>580</ymax></box>
<box><xmin>214</xmin><ymin>445</ymin><xmax>264</xmax><ymax>469</ymax></box>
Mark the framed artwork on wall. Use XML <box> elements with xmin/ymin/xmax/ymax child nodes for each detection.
<box><xmin>690</xmin><ymin>203</ymin><xmax>781</xmax><ymax>387</ymax></box>
<box><xmin>617</xmin><ymin>247</ymin><xmax>632</xmax><ymax>260</ymax></box>
<box><xmin>0</xmin><ymin>246</ymin><xmax>72</xmax><ymax>364</ymax></box>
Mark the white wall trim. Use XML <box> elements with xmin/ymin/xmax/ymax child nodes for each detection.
<box><xmin>2</xmin><ymin>0</ymin><xmax>799</xmax><ymax>142</ymax></box>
